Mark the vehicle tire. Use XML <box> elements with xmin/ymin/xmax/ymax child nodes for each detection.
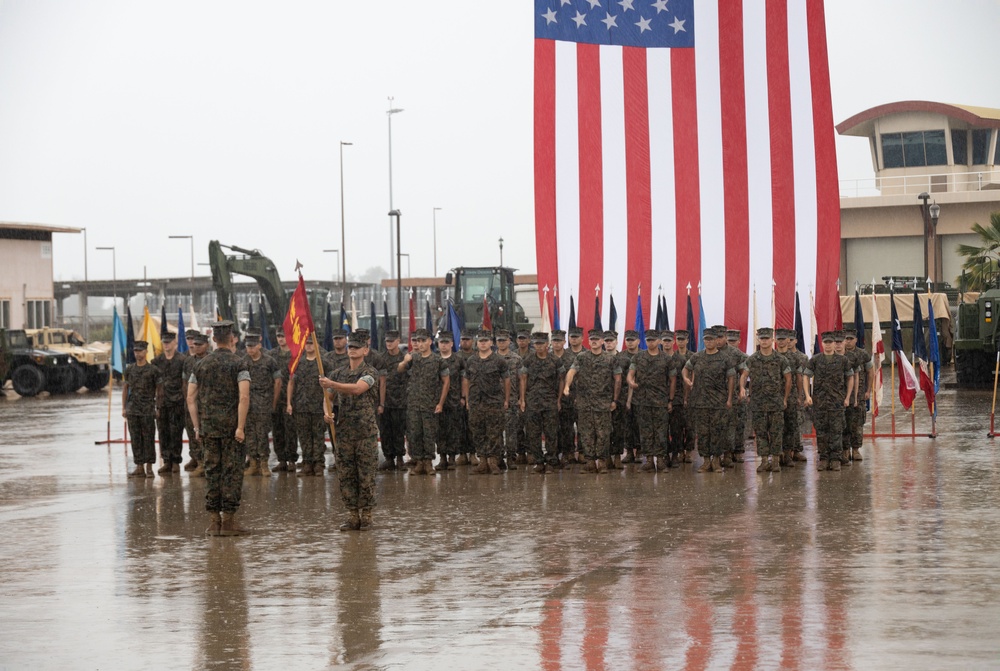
<box><xmin>85</xmin><ymin>369</ymin><xmax>110</xmax><ymax>392</ymax></box>
<box><xmin>45</xmin><ymin>367</ymin><xmax>76</xmax><ymax>395</ymax></box>
<box><xmin>67</xmin><ymin>363</ymin><xmax>86</xmax><ymax>392</ymax></box>
<box><xmin>11</xmin><ymin>365</ymin><xmax>45</xmax><ymax>397</ymax></box>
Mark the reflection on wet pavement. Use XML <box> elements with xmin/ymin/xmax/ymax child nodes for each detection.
<box><xmin>1</xmin><ymin>387</ymin><xmax>999</xmax><ymax>669</ymax></box>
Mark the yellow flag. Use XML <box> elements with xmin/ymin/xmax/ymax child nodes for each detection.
<box><xmin>140</xmin><ymin>306</ymin><xmax>163</xmax><ymax>358</ymax></box>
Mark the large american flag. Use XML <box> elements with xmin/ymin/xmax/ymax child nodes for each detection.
<box><xmin>533</xmin><ymin>0</ymin><xmax>840</xmax><ymax>347</ymax></box>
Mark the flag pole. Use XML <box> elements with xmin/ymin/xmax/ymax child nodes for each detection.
<box><xmin>890</xmin><ymin>352</ymin><xmax>896</xmax><ymax>435</ymax></box>
<box><xmin>990</xmin><ymin>351</ymin><xmax>1000</xmax><ymax>438</ymax></box>
<box><xmin>106</xmin><ymin>371</ymin><xmax>113</xmax><ymax>447</ymax></box>
<box><xmin>311</xmin><ymin>331</ymin><xmax>334</xmax><ymax>441</ymax></box>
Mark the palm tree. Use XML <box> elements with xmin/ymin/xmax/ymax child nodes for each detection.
<box><xmin>956</xmin><ymin>211</ymin><xmax>1000</xmax><ymax>291</ymax></box>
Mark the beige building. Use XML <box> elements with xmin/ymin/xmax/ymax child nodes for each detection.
<box><xmin>0</xmin><ymin>222</ymin><xmax>81</xmax><ymax>330</ymax></box>
<box><xmin>837</xmin><ymin>101</ymin><xmax>1000</xmax><ymax>291</ymax></box>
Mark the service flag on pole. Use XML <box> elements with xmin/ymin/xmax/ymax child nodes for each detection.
<box><xmin>890</xmin><ymin>291</ymin><xmax>917</xmax><ymax>410</ymax></box>
<box><xmin>927</xmin><ymin>297</ymin><xmax>941</xmax><ymax>397</ymax></box>
<box><xmin>635</xmin><ymin>290</ymin><xmax>647</xmax><ymax>351</ymax></box>
<box><xmin>111</xmin><ymin>307</ymin><xmax>128</xmax><ymax>375</ymax></box>
<box><xmin>282</xmin><ymin>273</ymin><xmax>314</xmax><ymax>375</ymax></box>
<box><xmin>869</xmin><ymin>289</ymin><xmax>885</xmax><ymax>416</ymax></box>
<box><xmin>912</xmin><ymin>292</ymin><xmax>935</xmax><ymax>414</ymax></box>
<box><xmin>140</xmin><ymin>306</ymin><xmax>163</xmax><ymax>359</ymax></box>
<box><xmin>481</xmin><ymin>293</ymin><xmax>492</xmax><ymax>331</ymax></box>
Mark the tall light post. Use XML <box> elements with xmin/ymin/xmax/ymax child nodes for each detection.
<box><xmin>929</xmin><ymin>201</ymin><xmax>941</xmax><ymax>291</ymax></box>
<box><xmin>433</xmin><ymin>206</ymin><xmax>442</xmax><ymax>277</ymax></box>
<box><xmin>387</xmin><ymin>98</ymin><xmax>404</xmax><ymax>279</ymax></box>
<box><xmin>169</xmin><ymin>235</ymin><xmax>195</xmax><ymax>315</ymax></box>
<box><xmin>499</xmin><ymin>237</ymin><xmax>504</xmax><ymax>267</ymax></box>
<box><xmin>81</xmin><ymin>227</ymin><xmax>89</xmax><ymax>341</ymax></box>
<box><xmin>339</xmin><ymin>140</ymin><xmax>352</xmax><ymax>299</ymax></box>
<box><xmin>323</xmin><ymin>249</ymin><xmax>340</xmax><ymax>283</ymax></box>
<box><xmin>918</xmin><ymin>192</ymin><xmax>931</xmax><ymax>286</ymax></box>
<box><xmin>389</xmin><ymin>209</ymin><xmax>402</xmax><ymax>336</ymax></box>
<box><xmin>96</xmin><ymin>246</ymin><xmax>117</xmax><ymax>312</ymax></box>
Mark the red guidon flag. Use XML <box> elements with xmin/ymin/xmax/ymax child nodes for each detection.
<box><xmin>282</xmin><ymin>272</ymin><xmax>315</xmax><ymax>375</ymax></box>
<box><xmin>533</xmin><ymin>0</ymin><xmax>840</xmax><ymax>349</ymax></box>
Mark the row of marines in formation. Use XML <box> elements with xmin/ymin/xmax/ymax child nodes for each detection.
<box><xmin>120</xmin><ymin>320</ymin><xmax>873</xmax><ymax>533</ymax></box>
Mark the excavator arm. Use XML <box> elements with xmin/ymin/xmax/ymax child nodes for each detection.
<box><xmin>208</xmin><ymin>240</ymin><xmax>288</xmax><ymax>336</ymax></box>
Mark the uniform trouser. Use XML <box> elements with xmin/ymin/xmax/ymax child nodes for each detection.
<box><xmin>272</xmin><ymin>408</ymin><xmax>299</xmax><ymax>463</ymax></box>
<box><xmin>245</xmin><ymin>411</ymin><xmax>272</xmax><ymax>461</ymax></box>
<box><xmin>625</xmin><ymin>405</ymin><xmax>640</xmax><ymax>452</ymax></box>
<box><xmin>843</xmin><ymin>405</ymin><xmax>866</xmax><ymax>449</ymax></box>
<box><xmin>127</xmin><ymin>414</ymin><xmax>156</xmax><ymax>464</ymax></box>
<box><xmin>294</xmin><ymin>412</ymin><xmax>327</xmax><ymax>466</ymax></box>
<box><xmin>610</xmin><ymin>403</ymin><xmax>626</xmax><ymax>455</ymax></box>
<box><xmin>558</xmin><ymin>405</ymin><xmax>577</xmax><ymax>455</ymax></box>
<box><xmin>733</xmin><ymin>401</ymin><xmax>748</xmax><ymax>453</ymax></box>
<box><xmin>693</xmin><ymin>407</ymin><xmax>727</xmax><ymax>457</ymax></box>
<box><xmin>723</xmin><ymin>404</ymin><xmax>737</xmax><ymax>452</ymax></box>
<box><xmin>203</xmin><ymin>434</ymin><xmax>246</xmax><ymax>513</ymax></box>
<box><xmin>406</xmin><ymin>408</ymin><xmax>439</xmax><ymax>461</ymax></box>
<box><xmin>669</xmin><ymin>403</ymin><xmax>693</xmax><ymax>455</ymax></box>
<box><xmin>184</xmin><ymin>410</ymin><xmax>203</xmax><ymax>462</ymax></box>
<box><xmin>752</xmin><ymin>408</ymin><xmax>784</xmax><ymax>457</ymax></box>
<box><xmin>638</xmin><ymin>405</ymin><xmax>670</xmax><ymax>458</ymax></box>
<box><xmin>782</xmin><ymin>405</ymin><xmax>801</xmax><ymax>455</ymax></box>
<box><xmin>156</xmin><ymin>402</ymin><xmax>185</xmax><ymax>464</ymax></box>
<box><xmin>813</xmin><ymin>407</ymin><xmax>845</xmax><ymax>461</ymax></box>
<box><xmin>505</xmin><ymin>406</ymin><xmax>522</xmax><ymax>457</ymax></box>
<box><xmin>379</xmin><ymin>407</ymin><xmax>407</xmax><ymax>459</ymax></box>
<box><xmin>438</xmin><ymin>406</ymin><xmax>463</xmax><ymax>456</ymax></box>
<box><xmin>461</xmin><ymin>407</ymin><xmax>473</xmax><ymax>453</ymax></box>
<box><xmin>524</xmin><ymin>406</ymin><xmax>560</xmax><ymax>465</ymax></box>
<box><xmin>468</xmin><ymin>405</ymin><xmax>505</xmax><ymax>458</ymax></box>
<box><xmin>577</xmin><ymin>410</ymin><xmax>612</xmax><ymax>461</ymax></box>
<box><xmin>337</xmin><ymin>426</ymin><xmax>379</xmax><ymax>511</ymax></box>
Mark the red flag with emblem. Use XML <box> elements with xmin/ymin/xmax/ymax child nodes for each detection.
<box><xmin>282</xmin><ymin>272</ymin><xmax>314</xmax><ymax>374</ymax></box>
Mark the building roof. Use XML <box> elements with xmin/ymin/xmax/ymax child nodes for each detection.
<box><xmin>836</xmin><ymin>101</ymin><xmax>1000</xmax><ymax>137</ymax></box>
<box><xmin>0</xmin><ymin>221</ymin><xmax>81</xmax><ymax>234</ymax></box>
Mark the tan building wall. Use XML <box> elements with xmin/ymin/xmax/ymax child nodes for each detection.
<box><xmin>0</xmin><ymin>237</ymin><xmax>55</xmax><ymax>328</ymax></box>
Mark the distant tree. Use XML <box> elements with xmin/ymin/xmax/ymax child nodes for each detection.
<box><xmin>357</xmin><ymin>266</ymin><xmax>389</xmax><ymax>284</ymax></box>
<box><xmin>957</xmin><ymin>212</ymin><xmax>1000</xmax><ymax>291</ymax></box>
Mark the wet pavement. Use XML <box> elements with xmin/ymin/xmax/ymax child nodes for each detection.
<box><xmin>1</xmin><ymin>384</ymin><xmax>999</xmax><ymax>670</ymax></box>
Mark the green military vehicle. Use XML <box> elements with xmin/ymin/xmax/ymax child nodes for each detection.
<box><xmin>444</xmin><ymin>267</ymin><xmax>532</xmax><ymax>334</ymax></box>
<box><xmin>954</xmin><ymin>283</ymin><xmax>1000</xmax><ymax>388</ymax></box>
<box><xmin>0</xmin><ymin>329</ymin><xmax>77</xmax><ymax>396</ymax></box>
<box><xmin>25</xmin><ymin>328</ymin><xmax>111</xmax><ymax>392</ymax></box>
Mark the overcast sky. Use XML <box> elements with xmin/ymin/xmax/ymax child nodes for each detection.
<box><xmin>1</xmin><ymin>0</ymin><xmax>998</xmax><ymax>285</ymax></box>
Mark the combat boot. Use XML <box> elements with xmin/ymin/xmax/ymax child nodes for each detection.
<box><xmin>612</xmin><ymin>455</ymin><xmax>622</xmax><ymax>470</ymax></box>
<box><xmin>710</xmin><ymin>456</ymin><xmax>725</xmax><ymax>473</ymax></box>
<box><xmin>157</xmin><ymin>461</ymin><xmax>172</xmax><ymax>475</ymax></box>
<box><xmin>640</xmin><ymin>456</ymin><xmax>656</xmax><ymax>472</ymax></box>
<box><xmin>582</xmin><ymin>459</ymin><xmax>597</xmax><ymax>474</ymax></box>
<box><xmin>172</xmin><ymin>462</ymin><xmax>180</xmax><ymax>473</ymax></box>
<box><xmin>670</xmin><ymin>454</ymin><xmax>681</xmax><ymax>468</ymax></box>
<box><xmin>505</xmin><ymin>456</ymin><xmax>517</xmax><ymax>471</ymax></box>
<box><xmin>313</xmin><ymin>462</ymin><xmax>325</xmax><ymax>477</ymax></box>
<box><xmin>446</xmin><ymin>454</ymin><xmax>456</xmax><ymax>470</ymax></box>
<box><xmin>220</xmin><ymin>512</ymin><xmax>252</xmax><ymax>536</ymax></box>
<box><xmin>184</xmin><ymin>458</ymin><xmax>198</xmax><ymax>471</ymax></box>
<box><xmin>298</xmin><ymin>462</ymin><xmax>314</xmax><ymax>477</ymax></box>
<box><xmin>408</xmin><ymin>460</ymin><xmax>422</xmax><ymax>476</ymax></box>
<box><xmin>274</xmin><ymin>461</ymin><xmax>286</xmax><ymax>472</ymax></box>
<box><xmin>721</xmin><ymin>453</ymin><xmax>733</xmax><ymax>468</ymax></box>
<box><xmin>378</xmin><ymin>458</ymin><xmax>395</xmax><ymax>471</ymax></box>
<box><xmin>145</xmin><ymin>463</ymin><xmax>155</xmax><ymax>478</ymax></box>
<box><xmin>519</xmin><ymin>454</ymin><xmax>530</xmax><ymax>465</ymax></box>
<box><xmin>756</xmin><ymin>457</ymin><xmax>768</xmax><ymax>473</ymax></box>
<box><xmin>770</xmin><ymin>457</ymin><xmax>780</xmax><ymax>473</ymax></box>
<box><xmin>683</xmin><ymin>450</ymin><xmax>693</xmax><ymax>463</ymax></box>
<box><xmin>339</xmin><ymin>510</ymin><xmax>360</xmax><ymax>531</ymax></box>
<box><xmin>359</xmin><ymin>508</ymin><xmax>373</xmax><ymax>531</ymax></box>
<box><xmin>852</xmin><ymin>448</ymin><xmax>863</xmax><ymax>461</ymax></box>
<box><xmin>817</xmin><ymin>459</ymin><xmax>828</xmax><ymax>471</ymax></box>
<box><xmin>596</xmin><ymin>459</ymin><xmax>608</xmax><ymax>474</ymax></box>
<box><xmin>455</xmin><ymin>453</ymin><xmax>468</xmax><ymax>466</ymax></box>
<box><xmin>840</xmin><ymin>452</ymin><xmax>851</xmax><ymax>464</ymax></box>
<box><xmin>243</xmin><ymin>459</ymin><xmax>260</xmax><ymax>477</ymax></box>
<box><xmin>468</xmin><ymin>454</ymin><xmax>480</xmax><ymax>466</ymax></box>
<box><xmin>434</xmin><ymin>455</ymin><xmax>448</xmax><ymax>471</ymax></box>
<box><xmin>829</xmin><ymin>458</ymin><xmax>841</xmax><ymax>471</ymax></box>
<box><xmin>128</xmin><ymin>464</ymin><xmax>145</xmax><ymax>478</ymax></box>
<box><xmin>534</xmin><ymin>462</ymin><xmax>547</xmax><ymax>474</ymax></box>
<box><xmin>794</xmin><ymin>452</ymin><xmax>808</xmax><ymax>462</ymax></box>
<box><xmin>328</xmin><ymin>461</ymin><xmax>337</xmax><ymax>472</ymax></box>
<box><xmin>472</xmin><ymin>456</ymin><xmax>490</xmax><ymax>475</ymax></box>
<box><xmin>622</xmin><ymin>450</ymin><xmax>635</xmax><ymax>464</ymax></box>
<box><xmin>697</xmin><ymin>457</ymin><xmax>711</xmax><ymax>473</ymax></box>
<box><xmin>395</xmin><ymin>455</ymin><xmax>406</xmax><ymax>471</ymax></box>
<box><xmin>488</xmin><ymin>457</ymin><xmax>502</xmax><ymax>475</ymax></box>
<box><xmin>191</xmin><ymin>461</ymin><xmax>206</xmax><ymax>478</ymax></box>
<box><xmin>259</xmin><ymin>460</ymin><xmax>272</xmax><ymax>476</ymax></box>
<box><xmin>206</xmin><ymin>512</ymin><xmax>222</xmax><ymax>536</ymax></box>
<box><xmin>425</xmin><ymin>459</ymin><xmax>437</xmax><ymax>475</ymax></box>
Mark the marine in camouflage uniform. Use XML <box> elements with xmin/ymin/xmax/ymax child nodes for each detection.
<box><xmin>379</xmin><ymin>330</ymin><xmax>408</xmax><ymax>469</ymax></box>
<box><xmin>774</xmin><ymin>330</ymin><xmax>803</xmax><ymax>465</ymax></box>
<box><xmin>399</xmin><ymin>328</ymin><xmax>450</xmax><ymax>475</ymax></box>
<box><xmin>606</xmin><ymin>330</ymin><xmax>631</xmax><ymax>469</ymax></box>
<box><xmin>123</xmin><ymin>341</ymin><xmax>162</xmax><ymax>478</ymax></box>
<box><xmin>182</xmin><ymin>330</ymin><xmax>210</xmax><ymax>473</ymax></box>
<box><xmin>739</xmin><ymin>328</ymin><xmax>791</xmax><ymax>473</ymax></box>
<box><xmin>286</xmin><ymin>339</ymin><xmax>329</xmax><ymax>476</ymax></box>
<box><xmin>152</xmin><ymin>332</ymin><xmax>186</xmax><ymax>474</ymax></box>
<box><xmin>241</xmin><ymin>328</ymin><xmax>281</xmax><ymax>475</ymax></box>
<box><xmin>786</xmin><ymin>333</ymin><xmax>811</xmax><ymax>460</ymax></box>
<box><xmin>269</xmin><ymin>330</ymin><xmax>300</xmax><ymax>471</ymax></box>
<box><xmin>519</xmin><ymin>332</ymin><xmax>561</xmax><ymax>473</ymax></box>
<box><xmin>453</xmin><ymin>329</ymin><xmax>478</xmax><ymax>466</ymax></box>
<box><xmin>682</xmin><ymin>327</ymin><xmax>736</xmax><ymax>473</ymax></box>
<box><xmin>619</xmin><ymin>330</ymin><xmax>643</xmax><ymax>464</ymax></box>
<box><xmin>843</xmin><ymin>332</ymin><xmax>872</xmax><ymax>461</ymax></box>
<box><xmin>557</xmin><ymin>328</ymin><xmax>584</xmax><ymax>463</ymax></box>
<box><xmin>497</xmin><ymin>330</ymin><xmax>523</xmax><ymax>469</ymax></box>
<box><xmin>462</xmin><ymin>330</ymin><xmax>511</xmax><ymax>474</ymax></box>
<box><xmin>187</xmin><ymin>321</ymin><xmax>251</xmax><ymax>536</ymax></box>
<box><xmin>669</xmin><ymin>331</ymin><xmax>695</xmax><ymax>464</ymax></box>
<box><xmin>564</xmin><ymin>329</ymin><xmax>622</xmax><ymax>473</ymax></box>
<box><xmin>435</xmin><ymin>332</ymin><xmax>464</xmax><ymax>469</ymax></box>
<box><xmin>627</xmin><ymin>329</ymin><xmax>673</xmax><ymax>472</ymax></box>
<box><xmin>802</xmin><ymin>332</ymin><xmax>855</xmax><ymax>471</ymax></box>
<box><xmin>321</xmin><ymin>332</ymin><xmax>380</xmax><ymax>531</ymax></box>
<box><xmin>323</xmin><ymin>330</ymin><xmax>350</xmax><ymax>471</ymax></box>
<box><xmin>719</xmin><ymin>328</ymin><xmax>748</xmax><ymax>465</ymax></box>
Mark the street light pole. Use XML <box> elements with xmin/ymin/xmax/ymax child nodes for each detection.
<box><xmin>389</xmin><ymin>209</ymin><xmax>402</xmax><ymax>337</ymax></box>
<box><xmin>433</xmin><ymin>207</ymin><xmax>442</xmax><ymax>277</ymax></box>
<box><xmin>96</xmin><ymin>246</ymin><xmax>117</xmax><ymax>312</ymax></box>
<box><xmin>339</xmin><ymin>140</ymin><xmax>352</xmax><ymax>299</ymax></box>
<box><xmin>929</xmin><ymin>201</ymin><xmax>941</xmax><ymax>291</ymax></box>
<box><xmin>387</xmin><ymin>99</ymin><xmax>404</xmax><ymax>280</ymax></box>
<box><xmin>169</xmin><ymin>235</ymin><xmax>195</xmax><ymax>315</ymax></box>
<box><xmin>82</xmin><ymin>227</ymin><xmax>89</xmax><ymax>341</ymax></box>
<box><xmin>499</xmin><ymin>237</ymin><xmax>504</xmax><ymax>267</ymax></box>
<box><xmin>918</xmin><ymin>192</ymin><xmax>931</xmax><ymax>285</ymax></box>
<box><xmin>323</xmin><ymin>249</ymin><xmax>340</xmax><ymax>283</ymax></box>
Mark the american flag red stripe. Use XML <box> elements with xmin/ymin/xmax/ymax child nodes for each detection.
<box><xmin>533</xmin><ymin>0</ymin><xmax>840</xmax><ymax>348</ymax></box>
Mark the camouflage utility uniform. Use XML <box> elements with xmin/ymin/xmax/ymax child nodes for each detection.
<box><xmin>438</xmin><ymin>353</ymin><xmax>464</xmax><ymax>459</ymax></box>
<box><xmin>684</xmin><ymin>351</ymin><xmax>736</xmax><ymax>458</ymax></box>
<box><xmin>404</xmin><ymin>353</ymin><xmax>450</xmax><ymax>462</ymax></box>
<box><xmin>270</xmin><ymin>347</ymin><xmax>299</xmax><ymax>465</ymax></box>
<box><xmin>183</xmin><ymin>351</ymin><xmax>207</xmax><ymax>463</ymax></box>
<box><xmin>243</xmin><ymin>351</ymin><xmax>281</xmax><ymax>462</ymax></box>
<box><xmin>803</xmin><ymin>353</ymin><xmax>854</xmax><ymax>463</ymax></box>
<box><xmin>742</xmin><ymin>351</ymin><xmax>790</xmax><ymax>459</ymax></box>
<box><xmin>380</xmin><ymin>350</ymin><xmax>408</xmax><ymax>461</ymax></box>
<box><xmin>332</xmin><ymin>363</ymin><xmax>380</xmax><ymax>511</ymax></box>
<box><xmin>153</xmin><ymin>350</ymin><xmax>186</xmax><ymax>466</ymax></box>
<box><xmin>629</xmin><ymin>349</ymin><xmax>672</xmax><ymax>460</ymax></box>
<box><xmin>125</xmin><ymin>363</ymin><xmax>161</xmax><ymax>465</ymax></box>
<box><xmin>843</xmin><ymin>345</ymin><xmax>871</xmax><ymax>453</ymax></box>
<box><xmin>290</xmin><ymin>356</ymin><xmax>328</xmax><ymax>469</ymax></box>
<box><xmin>464</xmin><ymin>352</ymin><xmax>509</xmax><ymax>459</ymax></box>
<box><xmin>557</xmin><ymin>349</ymin><xmax>580</xmax><ymax>458</ymax></box>
<box><xmin>520</xmin><ymin>351</ymin><xmax>561</xmax><ymax>467</ymax></box>
<box><xmin>500</xmin><ymin>349</ymin><xmax>523</xmax><ymax>462</ymax></box>
<box><xmin>669</xmin><ymin>348</ymin><xmax>694</xmax><ymax>461</ymax></box>
<box><xmin>570</xmin><ymin>350</ymin><xmax>621</xmax><ymax>462</ymax></box>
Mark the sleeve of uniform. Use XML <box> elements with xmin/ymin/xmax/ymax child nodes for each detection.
<box><xmin>360</xmin><ymin>374</ymin><xmax>376</xmax><ymax>388</ymax></box>
<box><xmin>439</xmin><ymin>358</ymin><xmax>450</xmax><ymax>378</ymax></box>
<box><xmin>802</xmin><ymin>357</ymin><xmax>815</xmax><ymax>377</ymax></box>
<box><xmin>237</xmin><ymin>358</ymin><xmax>251</xmax><ymax>383</ymax></box>
<box><xmin>498</xmin><ymin>357</ymin><xmax>510</xmax><ymax>379</ymax></box>
<box><xmin>270</xmin><ymin>357</ymin><xmax>282</xmax><ymax>379</ymax></box>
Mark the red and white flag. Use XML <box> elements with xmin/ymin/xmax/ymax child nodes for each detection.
<box><xmin>870</xmin><ymin>291</ymin><xmax>885</xmax><ymax>416</ymax></box>
<box><xmin>533</xmin><ymin>0</ymin><xmax>840</xmax><ymax>348</ymax></box>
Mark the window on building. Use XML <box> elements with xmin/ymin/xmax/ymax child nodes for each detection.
<box><xmin>880</xmin><ymin>131</ymin><xmax>947</xmax><ymax>168</ymax></box>
<box><xmin>972</xmin><ymin>129</ymin><xmax>992</xmax><ymax>165</ymax></box>
<box><xmin>995</xmin><ymin>135</ymin><xmax>1000</xmax><ymax>166</ymax></box>
<box><xmin>26</xmin><ymin>300</ymin><xmax>51</xmax><ymax>328</ymax></box>
<box><xmin>0</xmin><ymin>299</ymin><xmax>9</xmax><ymax>329</ymax></box>
<box><xmin>952</xmin><ymin>129</ymin><xmax>968</xmax><ymax>165</ymax></box>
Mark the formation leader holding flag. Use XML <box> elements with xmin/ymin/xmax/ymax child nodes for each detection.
<box><xmin>282</xmin><ymin>263</ymin><xmax>333</xmax><ymax>433</ymax></box>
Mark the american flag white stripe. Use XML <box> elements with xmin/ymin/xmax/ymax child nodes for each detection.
<box><xmin>600</xmin><ymin>47</ymin><xmax>628</xmax><ymax>331</ymax></box>
<box><xmin>647</xmin><ymin>46</ymin><xmax>676</xmax><ymax>326</ymax></box>
<box><xmin>554</xmin><ymin>40</ymin><xmax>580</xmax><ymax>321</ymax></box>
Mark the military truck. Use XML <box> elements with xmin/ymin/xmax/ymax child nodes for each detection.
<box><xmin>444</xmin><ymin>267</ymin><xmax>532</xmax><ymax>334</ymax></box>
<box><xmin>25</xmin><ymin>328</ymin><xmax>111</xmax><ymax>392</ymax></box>
<box><xmin>0</xmin><ymin>329</ymin><xmax>76</xmax><ymax>396</ymax></box>
<box><xmin>954</xmin><ymin>283</ymin><xmax>1000</xmax><ymax>388</ymax></box>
